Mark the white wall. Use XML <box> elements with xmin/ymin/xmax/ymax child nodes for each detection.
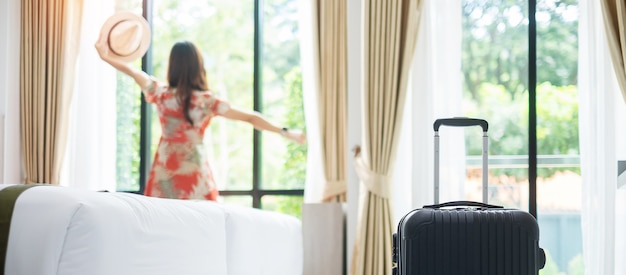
<box><xmin>0</xmin><ymin>0</ymin><xmax>22</xmax><ymax>184</ymax></box>
<box><xmin>346</xmin><ymin>0</ymin><xmax>362</xmax><ymax>273</ymax></box>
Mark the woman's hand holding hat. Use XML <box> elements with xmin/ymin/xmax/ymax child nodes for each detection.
<box><xmin>94</xmin><ymin>12</ymin><xmax>153</xmax><ymax>89</ymax></box>
<box><xmin>95</xmin><ymin>37</ymin><xmax>113</xmax><ymax>63</ymax></box>
<box><xmin>283</xmin><ymin>129</ymin><xmax>306</xmax><ymax>145</ymax></box>
<box><xmin>96</xmin><ymin>11</ymin><xmax>151</xmax><ymax>63</ymax></box>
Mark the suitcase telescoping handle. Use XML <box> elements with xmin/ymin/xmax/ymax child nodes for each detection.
<box><xmin>433</xmin><ymin>117</ymin><xmax>488</xmax><ymax>132</ymax></box>
<box><xmin>434</xmin><ymin>117</ymin><xmax>489</xmax><ymax>204</ymax></box>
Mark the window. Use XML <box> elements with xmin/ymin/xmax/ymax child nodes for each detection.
<box><xmin>115</xmin><ymin>0</ymin><xmax>306</xmax><ymax>218</ymax></box>
<box><xmin>461</xmin><ymin>0</ymin><xmax>530</xmax><ymax>209</ymax></box>
<box><xmin>535</xmin><ymin>1</ymin><xmax>581</xmax><ymax>273</ymax></box>
<box><xmin>114</xmin><ymin>0</ymin><xmax>143</xmax><ymax>192</ymax></box>
<box><xmin>461</xmin><ymin>1</ymin><xmax>581</xmax><ymax>274</ymax></box>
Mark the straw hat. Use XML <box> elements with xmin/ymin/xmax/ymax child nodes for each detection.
<box><xmin>99</xmin><ymin>11</ymin><xmax>151</xmax><ymax>62</ymax></box>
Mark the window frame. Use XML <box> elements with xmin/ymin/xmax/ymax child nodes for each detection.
<box><xmin>529</xmin><ymin>0</ymin><xmax>537</xmax><ymax>218</ymax></box>
<box><xmin>131</xmin><ymin>0</ymin><xmax>540</xmax><ymax>215</ymax></box>
<box><xmin>136</xmin><ymin>0</ymin><xmax>304</xmax><ymax>208</ymax></box>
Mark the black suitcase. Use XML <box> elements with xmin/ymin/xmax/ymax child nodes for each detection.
<box><xmin>392</xmin><ymin>118</ymin><xmax>546</xmax><ymax>275</ymax></box>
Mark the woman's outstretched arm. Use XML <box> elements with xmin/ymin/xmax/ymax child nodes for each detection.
<box><xmin>221</xmin><ymin>107</ymin><xmax>306</xmax><ymax>145</ymax></box>
<box><xmin>94</xmin><ymin>38</ymin><xmax>151</xmax><ymax>89</ymax></box>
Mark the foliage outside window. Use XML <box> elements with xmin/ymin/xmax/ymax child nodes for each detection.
<box><xmin>115</xmin><ymin>0</ymin><xmax>142</xmax><ymax>192</ymax></box>
<box><xmin>115</xmin><ymin>0</ymin><xmax>306</xmax><ymax>218</ymax></box>
<box><xmin>461</xmin><ymin>1</ymin><xmax>581</xmax><ymax>274</ymax></box>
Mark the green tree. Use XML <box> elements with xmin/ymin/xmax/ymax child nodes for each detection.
<box><xmin>536</xmin><ymin>0</ymin><xmax>579</xmax><ymax>86</ymax></box>
<box><xmin>465</xmin><ymin>82</ymin><xmax>579</xmax><ymax>178</ymax></box>
<box><xmin>279</xmin><ymin>67</ymin><xmax>306</xmax><ymax>184</ymax></box>
<box><xmin>462</xmin><ymin>0</ymin><xmax>530</xmax><ymax>100</ymax></box>
<box><xmin>567</xmin><ymin>254</ymin><xmax>584</xmax><ymax>275</ymax></box>
<box><xmin>540</xmin><ymin>249</ymin><xmax>564</xmax><ymax>275</ymax></box>
<box><xmin>273</xmin><ymin>66</ymin><xmax>306</xmax><ymax>217</ymax></box>
<box><xmin>145</xmin><ymin>0</ymin><xmax>305</xmax><ymax>208</ymax></box>
<box><xmin>116</xmin><ymin>70</ymin><xmax>141</xmax><ymax>191</ymax></box>
<box><xmin>264</xmin><ymin>0</ymin><xmax>300</xmax><ymax>81</ymax></box>
<box><xmin>465</xmin><ymin>82</ymin><xmax>527</xmax><ymax>157</ymax></box>
<box><xmin>114</xmin><ymin>0</ymin><xmax>143</xmax><ymax>192</ymax></box>
<box><xmin>535</xmin><ymin>83</ymin><xmax>579</xmax><ymax>156</ymax></box>
<box><xmin>262</xmin><ymin>196</ymin><xmax>303</xmax><ymax>219</ymax></box>
<box><xmin>462</xmin><ymin>0</ymin><xmax>578</xmax><ymax>101</ymax></box>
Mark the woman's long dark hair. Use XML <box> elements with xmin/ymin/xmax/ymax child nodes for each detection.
<box><xmin>167</xmin><ymin>41</ymin><xmax>209</xmax><ymax>126</ymax></box>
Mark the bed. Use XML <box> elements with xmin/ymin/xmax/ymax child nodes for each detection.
<box><xmin>0</xmin><ymin>184</ymin><xmax>302</xmax><ymax>275</ymax></box>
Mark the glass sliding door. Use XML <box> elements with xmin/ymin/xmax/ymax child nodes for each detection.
<box><xmin>535</xmin><ymin>1</ymin><xmax>582</xmax><ymax>274</ymax></box>
<box><xmin>460</xmin><ymin>1</ymin><xmax>582</xmax><ymax>274</ymax></box>
<box><xmin>115</xmin><ymin>0</ymin><xmax>144</xmax><ymax>192</ymax></box>
<box><xmin>144</xmin><ymin>0</ymin><xmax>305</xmax><ymax>216</ymax></box>
<box><xmin>461</xmin><ymin>1</ymin><xmax>529</xmax><ymax>209</ymax></box>
<box><xmin>259</xmin><ymin>0</ymin><xmax>306</xmax><ymax>215</ymax></box>
<box><xmin>150</xmin><ymin>0</ymin><xmax>255</xmax><ymax>193</ymax></box>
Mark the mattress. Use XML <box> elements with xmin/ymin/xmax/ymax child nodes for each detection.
<box><xmin>217</xmin><ymin>203</ymin><xmax>303</xmax><ymax>275</ymax></box>
<box><xmin>0</xmin><ymin>184</ymin><xmax>302</xmax><ymax>275</ymax></box>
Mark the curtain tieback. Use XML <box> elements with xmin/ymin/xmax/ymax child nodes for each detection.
<box><xmin>322</xmin><ymin>180</ymin><xmax>347</xmax><ymax>201</ymax></box>
<box><xmin>354</xmin><ymin>155</ymin><xmax>391</xmax><ymax>199</ymax></box>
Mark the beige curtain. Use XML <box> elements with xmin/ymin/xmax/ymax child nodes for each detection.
<box><xmin>21</xmin><ymin>0</ymin><xmax>84</xmax><ymax>184</ymax></box>
<box><xmin>311</xmin><ymin>0</ymin><xmax>349</xmax><ymax>202</ymax></box>
<box><xmin>600</xmin><ymin>0</ymin><xmax>626</xmax><ymax>103</ymax></box>
<box><xmin>351</xmin><ymin>1</ymin><xmax>422</xmax><ymax>275</ymax></box>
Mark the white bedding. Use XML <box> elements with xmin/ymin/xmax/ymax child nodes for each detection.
<box><xmin>217</xmin><ymin>203</ymin><xmax>303</xmax><ymax>275</ymax></box>
<box><xmin>1</xmin><ymin>184</ymin><xmax>302</xmax><ymax>275</ymax></box>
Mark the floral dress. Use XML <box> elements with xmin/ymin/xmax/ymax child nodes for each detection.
<box><xmin>141</xmin><ymin>78</ymin><xmax>230</xmax><ymax>200</ymax></box>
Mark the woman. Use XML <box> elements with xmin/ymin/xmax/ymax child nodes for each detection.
<box><xmin>95</xmin><ymin>40</ymin><xmax>306</xmax><ymax>200</ymax></box>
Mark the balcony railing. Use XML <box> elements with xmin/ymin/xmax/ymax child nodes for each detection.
<box><xmin>466</xmin><ymin>154</ymin><xmax>580</xmax><ymax>168</ymax></box>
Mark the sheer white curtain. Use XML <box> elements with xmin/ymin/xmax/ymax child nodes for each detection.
<box><xmin>393</xmin><ymin>0</ymin><xmax>465</xmax><ymax>224</ymax></box>
<box><xmin>299</xmin><ymin>0</ymin><xmax>325</xmax><ymax>203</ymax></box>
<box><xmin>61</xmin><ymin>0</ymin><xmax>117</xmax><ymax>191</ymax></box>
<box><xmin>579</xmin><ymin>0</ymin><xmax>626</xmax><ymax>274</ymax></box>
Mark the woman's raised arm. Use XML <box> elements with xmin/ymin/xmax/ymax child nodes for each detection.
<box><xmin>95</xmin><ymin>38</ymin><xmax>152</xmax><ymax>89</ymax></box>
<box><xmin>221</xmin><ymin>107</ymin><xmax>306</xmax><ymax>145</ymax></box>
